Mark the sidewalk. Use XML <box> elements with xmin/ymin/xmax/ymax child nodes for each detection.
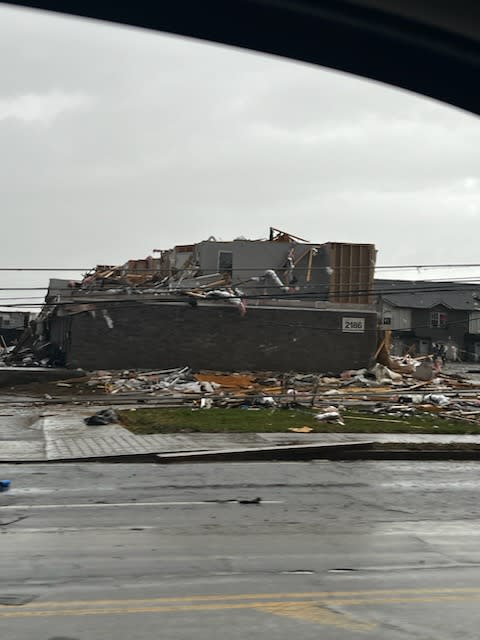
<box><xmin>2</xmin><ymin>406</ymin><xmax>480</xmax><ymax>462</ymax></box>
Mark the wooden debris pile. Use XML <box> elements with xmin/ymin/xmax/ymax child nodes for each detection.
<box><xmin>62</xmin><ymin>356</ymin><xmax>480</xmax><ymax>427</ymax></box>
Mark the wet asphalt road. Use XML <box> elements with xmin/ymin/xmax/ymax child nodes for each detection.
<box><xmin>1</xmin><ymin>460</ymin><xmax>480</xmax><ymax>639</ymax></box>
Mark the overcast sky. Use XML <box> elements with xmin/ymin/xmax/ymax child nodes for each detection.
<box><xmin>0</xmin><ymin>4</ymin><xmax>479</xmax><ymax>306</ymax></box>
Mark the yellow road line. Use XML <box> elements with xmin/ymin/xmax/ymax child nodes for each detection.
<box><xmin>259</xmin><ymin>603</ymin><xmax>375</xmax><ymax>631</ymax></box>
<box><xmin>329</xmin><ymin>594</ymin><xmax>480</xmax><ymax>606</ymax></box>
<box><xmin>17</xmin><ymin>586</ymin><xmax>480</xmax><ymax>610</ymax></box>
<box><xmin>1</xmin><ymin>594</ymin><xmax>480</xmax><ymax>621</ymax></box>
<box><xmin>0</xmin><ymin>600</ymin><xmax>323</xmax><ymax>619</ymax></box>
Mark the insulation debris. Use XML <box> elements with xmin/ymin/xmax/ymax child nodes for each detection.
<box><xmin>314</xmin><ymin>406</ymin><xmax>345</xmax><ymax>425</ymax></box>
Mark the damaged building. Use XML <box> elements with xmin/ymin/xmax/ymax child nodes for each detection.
<box><xmin>13</xmin><ymin>228</ymin><xmax>378</xmax><ymax>373</ymax></box>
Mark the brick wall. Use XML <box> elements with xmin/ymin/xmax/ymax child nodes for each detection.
<box><xmin>63</xmin><ymin>302</ymin><xmax>377</xmax><ymax>373</ymax></box>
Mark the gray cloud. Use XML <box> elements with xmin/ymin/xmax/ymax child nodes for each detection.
<box><xmin>0</xmin><ymin>4</ymin><xmax>478</xmax><ymax>304</ymax></box>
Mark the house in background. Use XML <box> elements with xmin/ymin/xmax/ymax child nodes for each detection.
<box><xmin>0</xmin><ymin>310</ymin><xmax>32</xmax><ymax>347</ymax></box>
<box><xmin>375</xmin><ymin>279</ymin><xmax>480</xmax><ymax>360</ymax></box>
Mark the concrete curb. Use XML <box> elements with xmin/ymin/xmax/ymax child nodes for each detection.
<box><xmin>156</xmin><ymin>441</ymin><xmax>374</xmax><ymax>462</ymax></box>
<box><xmin>4</xmin><ymin>445</ymin><xmax>480</xmax><ymax>464</ymax></box>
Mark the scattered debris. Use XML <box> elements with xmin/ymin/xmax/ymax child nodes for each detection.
<box><xmin>314</xmin><ymin>406</ymin><xmax>345</xmax><ymax>425</ymax></box>
<box><xmin>371</xmin><ymin>363</ymin><xmax>403</xmax><ymax>383</ymax></box>
<box><xmin>423</xmin><ymin>394</ymin><xmax>450</xmax><ymax>407</ymax></box>
<box><xmin>258</xmin><ymin>396</ymin><xmax>276</xmax><ymax>407</ymax></box>
<box><xmin>288</xmin><ymin>426</ymin><xmax>314</xmax><ymax>433</ymax></box>
<box><xmin>84</xmin><ymin>409</ymin><xmax>118</xmax><ymax>426</ymax></box>
<box><xmin>86</xmin><ymin>367</ymin><xmax>201</xmax><ymax>395</ymax></box>
<box><xmin>238</xmin><ymin>497</ymin><xmax>262</xmax><ymax>505</ymax></box>
<box><xmin>412</xmin><ymin>358</ymin><xmax>435</xmax><ymax>382</ymax></box>
<box><xmin>204</xmin><ymin>497</ymin><xmax>263</xmax><ymax>504</ymax></box>
<box><xmin>194</xmin><ymin>373</ymin><xmax>255</xmax><ymax>389</ymax></box>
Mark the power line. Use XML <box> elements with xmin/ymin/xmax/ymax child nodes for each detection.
<box><xmin>0</xmin><ymin>268</ymin><xmax>89</xmax><ymax>272</ymax></box>
<box><xmin>2</xmin><ymin>285</ymin><xmax>479</xmax><ymax>305</ymax></box>
<box><xmin>0</xmin><ymin>288</ymin><xmax>48</xmax><ymax>291</ymax></box>
<box><xmin>376</xmin><ymin>264</ymin><xmax>480</xmax><ymax>270</ymax></box>
<box><xmin>3</xmin><ymin>281</ymin><xmax>480</xmax><ymax>300</ymax></box>
<box><xmin>0</xmin><ymin>296</ymin><xmax>45</xmax><ymax>301</ymax></box>
<box><xmin>3</xmin><ymin>262</ymin><xmax>480</xmax><ymax>272</ymax></box>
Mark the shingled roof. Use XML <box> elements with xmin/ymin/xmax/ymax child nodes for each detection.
<box><xmin>374</xmin><ymin>279</ymin><xmax>480</xmax><ymax>311</ymax></box>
